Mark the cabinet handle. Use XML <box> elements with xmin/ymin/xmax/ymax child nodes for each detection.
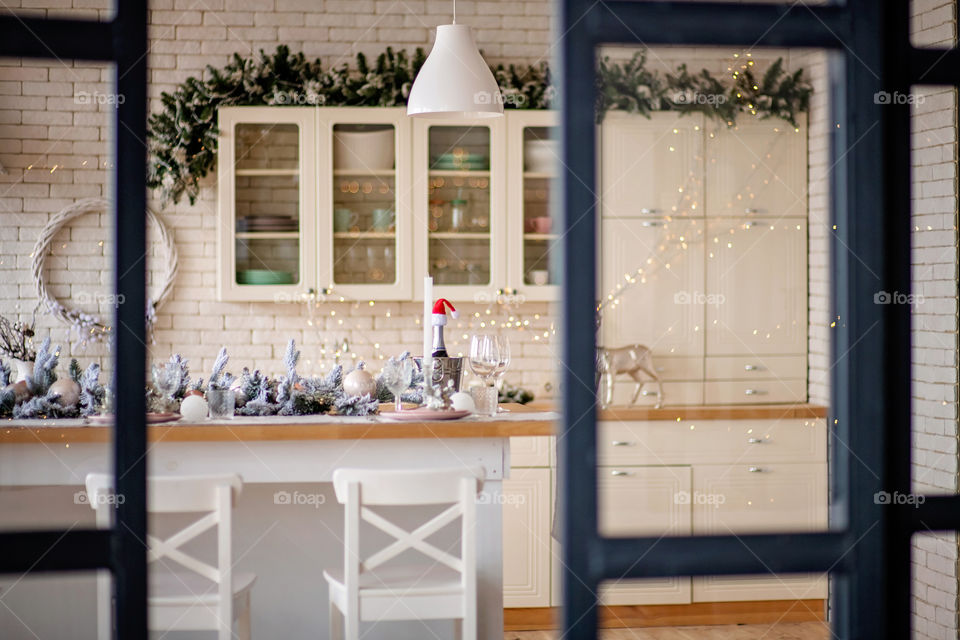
<box><xmin>743</xmin><ymin>221</ymin><xmax>767</xmax><ymax>229</ymax></box>
<box><xmin>610</xmin><ymin>440</ymin><xmax>635</xmax><ymax>447</ymax></box>
<box><xmin>743</xmin><ymin>364</ymin><xmax>762</xmax><ymax>371</ymax></box>
<box><xmin>641</xmin><ymin>221</ymin><xmax>663</xmax><ymax>227</ymax></box>
<box><xmin>748</xmin><ymin>466</ymin><xmax>765</xmax><ymax>473</ymax></box>
<box><xmin>639</xmin><ymin>208</ymin><xmax>660</xmax><ymax>214</ymax></box>
<box><xmin>744</xmin><ymin>207</ymin><xmax>764</xmax><ymax>214</ymax></box>
<box><xmin>747</xmin><ymin>437</ymin><xmax>764</xmax><ymax>444</ymax></box>
<box><xmin>610</xmin><ymin>470</ymin><xmax>634</xmax><ymax>477</ymax></box>
<box><xmin>744</xmin><ymin>388</ymin><xmax>767</xmax><ymax>396</ymax></box>
<box><xmin>641</xmin><ymin>389</ymin><xmax>656</xmax><ymax>396</ymax></box>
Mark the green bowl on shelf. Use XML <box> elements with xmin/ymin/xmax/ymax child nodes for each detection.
<box><xmin>236</xmin><ymin>269</ymin><xmax>295</xmax><ymax>285</ymax></box>
<box><xmin>431</xmin><ymin>152</ymin><xmax>489</xmax><ymax>170</ymax></box>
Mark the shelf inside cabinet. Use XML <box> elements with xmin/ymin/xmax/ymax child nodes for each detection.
<box><xmin>428</xmin><ymin>169</ymin><xmax>491</xmax><ymax>177</ymax></box>
<box><xmin>524</xmin><ymin>233</ymin><xmax>558</xmax><ymax>241</ymax></box>
<box><xmin>523</xmin><ymin>172</ymin><xmax>555</xmax><ymax>180</ymax></box>
<box><xmin>235</xmin><ymin>231</ymin><xmax>300</xmax><ymax>240</ymax></box>
<box><xmin>333</xmin><ymin>231</ymin><xmax>396</xmax><ymax>239</ymax></box>
<box><xmin>429</xmin><ymin>231</ymin><xmax>490</xmax><ymax>240</ymax></box>
<box><xmin>333</xmin><ymin>169</ymin><xmax>396</xmax><ymax>177</ymax></box>
<box><xmin>235</xmin><ymin>168</ymin><xmax>299</xmax><ymax>177</ymax></box>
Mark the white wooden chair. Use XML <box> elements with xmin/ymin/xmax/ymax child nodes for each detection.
<box><xmin>85</xmin><ymin>473</ymin><xmax>255</xmax><ymax>640</ymax></box>
<box><xmin>325</xmin><ymin>467</ymin><xmax>484</xmax><ymax>640</ymax></box>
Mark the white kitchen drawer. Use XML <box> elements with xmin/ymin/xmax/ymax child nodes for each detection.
<box><xmin>509</xmin><ymin>436</ymin><xmax>552</xmax><ymax>467</ymax></box>
<box><xmin>691</xmin><ymin>461</ymin><xmax>827</xmax><ymax>601</ymax></box>
<box><xmin>605</xmin><ymin>381</ymin><xmax>703</xmax><ymax>407</ymax></box>
<box><xmin>598</xmin><ymin>465</ymin><xmax>692</xmax><ymax>605</ymax></box>
<box><xmin>651</xmin><ymin>356</ymin><xmax>704</xmax><ymax>381</ymax></box>
<box><xmin>598</xmin><ymin>419</ymin><xmax>826</xmax><ymax>466</ymax></box>
<box><xmin>703</xmin><ymin>379</ymin><xmax>806</xmax><ymax>404</ymax></box>
<box><xmin>705</xmin><ymin>355</ymin><xmax>806</xmax><ymax>380</ymax></box>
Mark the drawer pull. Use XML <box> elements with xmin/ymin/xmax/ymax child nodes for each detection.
<box><xmin>641</xmin><ymin>389</ymin><xmax>656</xmax><ymax>396</ymax></box>
<box><xmin>747</xmin><ymin>437</ymin><xmax>764</xmax><ymax>444</ymax></box>
<box><xmin>639</xmin><ymin>208</ymin><xmax>660</xmax><ymax>214</ymax></box>
<box><xmin>744</xmin><ymin>207</ymin><xmax>764</xmax><ymax>214</ymax></box>
<box><xmin>748</xmin><ymin>466</ymin><xmax>765</xmax><ymax>473</ymax></box>
<box><xmin>641</xmin><ymin>221</ymin><xmax>663</xmax><ymax>228</ymax></box>
<box><xmin>610</xmin><ymin>440</ymin><xmax>635</xmax><ymax>447</ymax></box>
<box><xmin>744</xmin><ymin>388</ymin><xmax>767</xmax><ymax>396</ymax></box>
<box><xmin>743</xmin><ymin>220</ymin><xmax>767</xmax><ymax>229</ymax></box>
<box><xmin>744</xmin><ymin>364</ymin><xmax>762</xmax><ymax>371</ymax></box>
<box><xmin>610</xmin><ymin>470</ymin><xmax>634</xmax><ymax>477</ymax></box>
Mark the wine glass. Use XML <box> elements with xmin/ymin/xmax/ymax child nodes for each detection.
<box><xmin>469</xmin><ymin>335</ymin><xmax>501</xmax><ymax>416</ymax></box>
<box><xmin>492</xmin><ymin>336</ymin><xmax>511</xmax><ymax>412</ymax></box>
<box><xmin>382</xmin><ymin>358</ymin><xmax>415</xmax><ymax>412</ymax></box>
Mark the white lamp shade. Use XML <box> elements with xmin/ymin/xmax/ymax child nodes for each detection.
<box><xmin>407</xmin><ymin>24</ymin><xmax>504</xmax><ymax>119</ymax></box>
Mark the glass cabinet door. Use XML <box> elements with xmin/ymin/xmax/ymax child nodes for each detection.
<box><xmin>319</xmin><ymin>109</ymin><xmax>412</xmax><ymax>299</ymax></box>
<box><xmin>507</xmin><ymin>111</ymin><xmax>558</xmax><ymax>301</ymax></box>
<box><xmin>414</xmin><ymin>118</ymin><xmax>506</xmax><ymax>299</ymax></box>
<box><xmin>217</xmin><ymin>108</ymin><xmax>316</xmax><ymax>301</ymax></box>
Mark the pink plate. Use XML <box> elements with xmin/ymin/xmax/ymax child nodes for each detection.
<box><xmin>380</xmin><ymin>408</ymin><xmax>471</xmax><ymax>421</ymax></box>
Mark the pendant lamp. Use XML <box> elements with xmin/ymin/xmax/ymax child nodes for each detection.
<box><xmin>406</xmin><ymin>0</ymin><xmax>503</xmax><ymax>118</ymax></box>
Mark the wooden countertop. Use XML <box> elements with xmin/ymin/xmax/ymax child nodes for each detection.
<box><xmin>0</xmin><ymin>403</ymin><xmax>827</xmax><ymax>444</ymax></box>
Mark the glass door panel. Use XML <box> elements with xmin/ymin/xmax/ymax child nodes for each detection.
<box><xmin>522</xmin><ymin>125</ymin><xmax>557</xmax><ymax>287</ymax></box>
<box><xmin>427</xmin><ymin>125</ymin><xmax>493</xmax><ymax>286</ymax></box>
<box><xmin>233</xmin><ymin>124</ymin><xmax>301</xmax><ymax>287</ymax></box>
<box><xmin>331</xmin><ymin>123</ymin><xmax>398</xmax><ymax>285</ymax></box>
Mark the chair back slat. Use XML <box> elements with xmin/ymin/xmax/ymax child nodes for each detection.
<box><xmin>333</xmin><ymin>467</ymin><xmax>484</xmax><ymax>505</ymax></box>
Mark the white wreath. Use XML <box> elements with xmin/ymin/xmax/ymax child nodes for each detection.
<box><xmin>31</xmin><ymin>197</ymin><xmax>178</xmax><ymax>344</ymax></box>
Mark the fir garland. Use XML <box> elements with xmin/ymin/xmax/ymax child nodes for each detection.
<box><xmin>148</xmin><ymin>46</ymin><xmax>811</xmax><ymax>206</ymax></box>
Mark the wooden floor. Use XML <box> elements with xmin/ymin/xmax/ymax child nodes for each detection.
<box><xmin>506</xmin><ymin>621</ymin><xmax>830</xmax><ymax>639</ymax></box>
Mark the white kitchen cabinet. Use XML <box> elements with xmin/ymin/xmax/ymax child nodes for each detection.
<box><xmin>217</xmin><ymin>107</ymin><xmax>318</xmax><ymax>302</ymax></box>
<box><xmin>601</xmin><ymin>112</ymin><xmax>705</xmax><ymax>218</ymax></box>
<box><xmin>506</xmin><ymin>110</ymin><xmax>559</xmax><ymax>301</ymax></box>
<box><xmin>217</xmin><ymin>106</ymin><xmax>413</xmax><ymax>301</ymax></box>
<box><xmin>600</xmin><ymin>218</ymin><xmax>706</xmax><ymax>358</ymax></box>
<box><xmin>705</xmin><ymin>218</ymin><xmax>808</xmax><ymax>359</ymax></box>
<box><xmin>691</xmin><ymin>462</ymin><xmax>828</xmax><ymax>601</ymax></box>
<box><xmin>502</xmin><ymin>467</ymin><xmax>552</xmax><ymax>608</ymax></box>
<box><xmin>705</xmin><ymin>116</ymin><xmax>807</xmax><ymax>218</ymax></box>
<box><xmin>412</xmin><ymin>115</ymin><xmax>508</xmax><ymax>302</ymax></box>
<box><xmin>598</xmin><ymin>465</ymin><xmax>693</xmax><ymax>605</ymax></box>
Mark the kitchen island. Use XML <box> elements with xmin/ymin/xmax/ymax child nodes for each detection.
<box><xmin>0</xmin><ymin>405</ymin><xmax>557</xmax><ymax>640</ymax></box>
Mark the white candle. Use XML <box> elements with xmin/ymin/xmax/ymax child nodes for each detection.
<box><xmin>423</xmin><ymin>276</ymin><xmax>433</xmax><ymax>370</ymax></box>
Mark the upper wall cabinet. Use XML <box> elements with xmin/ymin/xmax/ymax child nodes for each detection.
<box><xmin>319</xmin><ymin>108</ymin><xmax>413</xmax><ymax>300</ymax></box>
<box><xmin>411</xmin><ymin>115</ymin><xmax>508</xmax><ymax>302</ymax></box>
<box><xmin>217</xmin><ymin>107</ymin><xmax>318</xmax><ymax>302</ymax></box>
<box><xmin>600</xmin><ymin>112</ymin><xmax>705</xmax><ymax>218</ymax></box>
<box><xmin>705</xmin><ymin>116</ymin><xmax>808</xmax><ymax>218</ymax></box>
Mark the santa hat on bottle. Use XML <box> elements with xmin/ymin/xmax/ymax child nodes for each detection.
<box><xmin>432</xmin><ymin>298</ymin><xmax>459</xmax><ymax>326</ymax></box>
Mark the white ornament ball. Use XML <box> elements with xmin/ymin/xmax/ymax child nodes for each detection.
<box><xmin>343</xmin><ymin>367</ymin><xmax>377</xmax><ymax>398</ymax></box>
<box><xmin>49</xmin><ymin>379</ymin><xmax>81</xmax><ymax>408</ymax></box>
<box><xmin>179</xmin><ymin>394</ymin><xmax>208</xmax><ymax>422</ymax></box>
<box><xmin>450</xmin><ymin>391</ymin><xmax>476</xmax><ymax>413</ymax></box>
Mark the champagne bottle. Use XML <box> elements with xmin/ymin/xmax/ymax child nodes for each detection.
<box><xmin>430</xmin><ymin>298</ymin><xmax>459</xmax><ymax>358</ymax></box>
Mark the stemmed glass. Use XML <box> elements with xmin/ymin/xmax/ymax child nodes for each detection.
<box><xmin>469</xmin><ymin>335</ymin><xmax>501</xmax><ymax>416</ymax></box>
<box><xmin>492</xmin><ymin>336</ymin><xmax>511</xmax><ymax>412</ymax></box>
<box><xmin>382</xmin><ymin>357</ymin><xmax>415</xmax><ymax>412</ymax></box>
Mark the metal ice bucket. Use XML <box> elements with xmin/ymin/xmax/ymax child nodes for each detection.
<box><xmin>414</xmin><ymin>356</ymin><xmax>464</xmax><ymax>393</ymax></box>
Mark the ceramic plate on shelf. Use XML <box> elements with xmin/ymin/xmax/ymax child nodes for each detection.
<box><xmin>380</xmin><ymin>408</ymin><xmax>471</xmax><ymax>421</ymax></box>
<box><xmin>236</xmin><ymin>269</ymin><xmax>295</xmax><ymax>285</ymax></box>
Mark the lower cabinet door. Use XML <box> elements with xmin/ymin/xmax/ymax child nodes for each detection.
<box><xmin>691</xmin><ymin>462</ymin><xmax>828</xmax><ymax>602</ymax></box>
<box><xmin>503</xmin><ymin>467</ymin><xmax>552</xmax><ymax>607</ymax></box>
<box><xmin>598</xmin><ymin>465</ymin><xmax>693</xmax><ymax>605</ymax></box>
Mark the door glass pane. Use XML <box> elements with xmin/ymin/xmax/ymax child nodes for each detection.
<box><xmin>427</xmin><ymin>125</ymin><xmax>492</xmax><ymax>286</ymax></box>
<box><xmin>522</xmin><ymin>126</ymin><xmax>558</xmax><ymax>286</ymax></box>
<box><xmin>331</xmin><ymin>124</ymin><xmax>398</xmax><ymax>285</ymax></box>
<box><xmin>234</xmin><ymin>123</ymin><xmax>301</xmax><ymax>286</ymax></box>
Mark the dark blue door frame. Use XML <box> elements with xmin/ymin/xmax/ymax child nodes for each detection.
<box><xmin>556</xmin><ymin>2</ymin><xmax>958</xmax><ymax>639</ymax></box>
<box><xmin>0</xmin><ymin>3</ymin><xmax>149</xmax><ymax>638</ymax></box>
